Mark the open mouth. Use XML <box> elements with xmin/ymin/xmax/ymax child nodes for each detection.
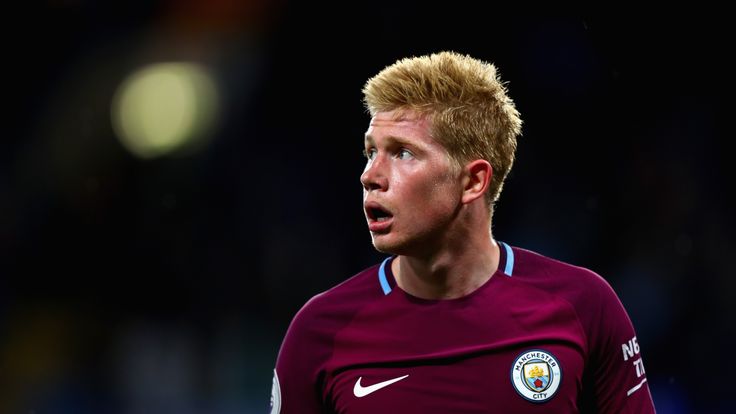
<box><xmin>366</xmin><ymin>204</ymin><xmax>393</xmax><ymax>222</ymax></box>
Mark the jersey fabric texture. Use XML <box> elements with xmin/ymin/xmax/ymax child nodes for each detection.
<box><xmin>272</xmin><ymin>243</ymin><xmax>655</xmax><ymax>413</ymax></box>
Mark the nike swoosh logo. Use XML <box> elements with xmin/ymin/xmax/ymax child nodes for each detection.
<box><xmin>353</xmin><ymin>374</ymin><xmax>409</xmax><ymax>397</ymax></box>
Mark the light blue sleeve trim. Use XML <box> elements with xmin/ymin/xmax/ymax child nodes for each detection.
<box><xmin>378</xmin><ymin>257</ymin><xmax>392</xmax><ymax>295</ymax></box>
<box><xmin>500</xmin><ymin>241</ymin><xmax>514</xmax><ymax>276</ymax></box>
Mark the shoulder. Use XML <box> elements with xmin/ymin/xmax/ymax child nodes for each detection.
<box><xmin>286</xmin><ymin>260</ymin><xmax>387</xmax><ymax>338</ymax></box>
<box><xmin>274</xmin><ymin>262</ymin><xmax>388</xmax><ymax>412</ymax></box>
<box><xmin>276</xmin><ymin>260</ymin><xmax>388</xmax><ymax>373</ymax></box>
<box><xmin>506</xmin><ymin>245</ymin><xmax>629</xmax><ymax>340</ymax></box>
<box><xmin>509</xmin><ymin>246</ymin><xmax>619</xmax><ymax>307</ymax></box>
<box><xmin>507</xmin><ymin>245</ymin><xmax>636</xmax><ymax>351</ymax></box>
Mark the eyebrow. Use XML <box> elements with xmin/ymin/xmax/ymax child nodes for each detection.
<box><xmin>363</xmin><ymin>134</ymin><xmax>415</xmax><ymax>147</ymax></box>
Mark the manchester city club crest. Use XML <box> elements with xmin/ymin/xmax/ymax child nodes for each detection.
<box><xmin>510</xmin><ymin>349</ymin><xmax>562</xmax><ymax>403</ymax></box>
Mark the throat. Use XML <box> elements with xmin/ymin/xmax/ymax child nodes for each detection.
<box><xmin>392</xmin><ymin>245</ymin><xmax>499</xmax><ymax>300</ymax></box>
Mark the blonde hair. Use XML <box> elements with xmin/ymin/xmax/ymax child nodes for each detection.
<box><xmin>362</xmin><ymin>51</ymin><xmax>522</xmax><ymax>209</ymax></box>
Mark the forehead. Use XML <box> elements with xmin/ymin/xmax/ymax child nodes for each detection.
<box><xmin>364</xmin><ymin>109</ymin><xmax>434</xmax><ymax>145</ymax></box>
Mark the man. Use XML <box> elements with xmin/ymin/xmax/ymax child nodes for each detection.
<box><xmin>271</xmin><ymin>51</ymin><xmax>655</xmax><ymax>413</ymax></box>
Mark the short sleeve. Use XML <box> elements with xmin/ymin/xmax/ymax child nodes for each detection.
<box><xmin>583</xmin><ymin>275</ymin><xmax>656</xmax><ymax>413</ymax></box>
<box><xmin>273</xmin><ymin>298</ymin><xmax>329</xmax><ymax>414</ymax></box>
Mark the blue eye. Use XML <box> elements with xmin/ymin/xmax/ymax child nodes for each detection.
<box><xmin>364</xmin><ymin>148</ymin><xmax>377</xmax><ymax>160</ymax></box>
<box><xmin>397</xmin><ymin>149</ymin><xmax>413</xmax><ymax>160</ymax></box>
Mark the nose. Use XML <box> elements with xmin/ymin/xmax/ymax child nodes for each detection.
<box><xmin>360</xmin><ymin>155</ymin><xmax>387</xmax><ymax>191</ymax></box>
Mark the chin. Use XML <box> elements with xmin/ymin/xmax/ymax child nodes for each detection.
<box><xmin>371</xmin><ymin>240</ymin><xmax>394</xmax><ymax>254</ymax></box>
<box><xmin>370</xmin><ymin>234</ymin><xmax>398</xmax><ymax>254</ymax></box>
<box><xmin>370</xmin><ymin>234</ymin><xmax>413</xmax><ymax>255</ymax></box>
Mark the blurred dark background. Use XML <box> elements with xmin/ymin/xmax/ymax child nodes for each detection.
<box><xmin>2</xmin><ymin>3</ymin><xmax>733</xmax><ymax>413</ymax></box>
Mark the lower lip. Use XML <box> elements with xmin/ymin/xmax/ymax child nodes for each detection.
<box><xmin>368</xmin><ymin>217</ymin><xmax>393</xmax><ymax>232</ymax></box>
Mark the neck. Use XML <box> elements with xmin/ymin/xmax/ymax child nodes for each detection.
<box><xmin>392</xmin><ymin>229</ymin><xmax>500</xmax><ymax>300</ymax></box>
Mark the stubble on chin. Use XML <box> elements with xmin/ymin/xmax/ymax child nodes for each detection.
<box><xmin>371</xmin><ymin>233</ymin><xmax>419</xmax><ymax>256</ymax></box>
<box><xmin>370</xmin><ymin>233</ymin><xmax>398</xmax><ymax>254</ymax></box>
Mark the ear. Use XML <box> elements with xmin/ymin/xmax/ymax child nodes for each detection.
<box><xmin>461</xmin><ymin>159</ymin><xmax>492</xmax><ymax>204</ymax></box>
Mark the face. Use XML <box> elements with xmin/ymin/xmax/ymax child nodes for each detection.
<box><xmin>361</xmin><ymin>109</ymin><xmax>463</xmax><ymax>255</ymax></box>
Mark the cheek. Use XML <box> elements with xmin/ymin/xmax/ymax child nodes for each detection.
<box><xmin>411</xmin><ymin>175</ymin><xmax>458</xmax><ymax>212</ymax></box>
<box><xmin>429</xmin><ymin>170</ymin><xmax>460</xmax><ymax>196</ymax></box>
<box><xmin>393</xmin><ymin>163</ymin><xmax>459</xmax><ymax>210</ymax></box>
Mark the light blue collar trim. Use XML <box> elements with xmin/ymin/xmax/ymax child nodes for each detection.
<box><xmin>379</xmin><ymin>245</ymin><xmax>513</xmax><ymax>293</ymax></box>
<box><xmin>378</xmin><ymin>257</ymin><xmax>392</xmax><ymax>295</ymax></box>
<box><xmin>500</xmin><ymin>241</ymin><xmax>514</xmax><ymax>276</ymax></box>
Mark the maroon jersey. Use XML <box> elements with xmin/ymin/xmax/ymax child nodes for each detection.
<box><xmin>271</xmin><ymin>242</ymin><xmax>655</xmax><ymax>413</ymax></box>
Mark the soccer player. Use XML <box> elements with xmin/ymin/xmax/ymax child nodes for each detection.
<box><xmin>270</xmin><ymin>51</ymin><xmax>655</xmax><ymax>413</ymax></box>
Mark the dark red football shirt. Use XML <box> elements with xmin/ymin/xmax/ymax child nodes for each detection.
<box><xmin>271</xmin><ymin>242</ymin><xmax>655</xmax><ymax>413</ymax></box>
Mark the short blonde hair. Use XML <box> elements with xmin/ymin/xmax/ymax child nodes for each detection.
<box><xmin>362</xmin><ymin>51</ymin><xmax>522</xmax><ymax>209</ymax></box>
